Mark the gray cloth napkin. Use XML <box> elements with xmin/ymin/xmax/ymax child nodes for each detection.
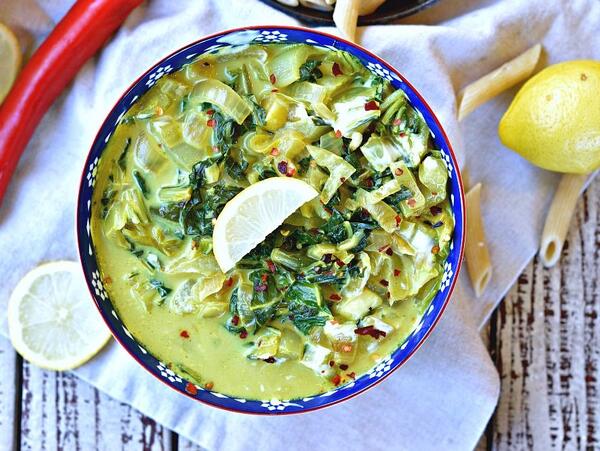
<box><xmin>1</xmin><ymin>0</ymin><xmax>598</xmax><ymax>449</ymax></box>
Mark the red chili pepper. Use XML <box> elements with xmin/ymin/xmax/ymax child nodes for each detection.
<box><xmin>329</xmin><ymin>293</ymin><xmax>341</xmax><ymax>301</ymax></box>
<box><xmin>185</xmin><ymin>382</ymin><xmax>198</xmax><ymax>395</ymax></box>
<box><xmin>224</xmin><ymin>277</ymin><xmax>234</xmax><ymax>288</ymax></box>
<box><xmin>206</xmin><ymin>109</ymin><xmax>215</xmax><ymax>115</ymax></box>
<box><xmin>332</xmin><ymin>374</ymin><xmax>341</xmax><ymax>386</ymax></box>
<box><xmin>395</xmin><ymin>214</ymin><xmax>402</xmax><ymax>226</ymax></box>
<box><xmin>364</xmin><ymin>100</ymin><xmax>379</xmax><ymax>111</ymax></box>
<box><xmin>270</xmin><ymin>147</ymin><xmax>280</xmax><ymax>156</ymax></box>
<box><xmin>0</xmin><ymin>0</ymin><xmax>143</xmax><ymax>207</ymax></box>
<box><xmin>206</xmin><ymin>118</ymin><xmax>216</xmax><ymax>128</ymax></box>
<box><xmin>354</xmin><ymin>325</ymin><xmax>387</xmax><ymax>340</ymax></box>
<box><xmin>231</xmin><ymin>315</ymin><xmax>240</xmax><ymax>326</ymax></box>
<box><xmin>385</xmin><ymin>247</ymin><xmax>393</xmax><ymax>256</ymax></box>
<box><xmin>239</xmin><ymin>330</ymin><xmax>248</xmax><ymax>339</ymax></box>
<box><xmin>332</xmin><ymin>62</ymin><xmax>343</xmax><ymax>76</ymax></box>
<box><xmin>394</xmin><ymin>268</ymin><xmax>401</xmax><ymax>277</ymax></box>
<box><xmin>267</xmin><ymin>260</ymin><xmax>276</xmax><ymax>273</ymax></box>
<box><xmin>335</xmin><ymin>130</ymin><xmax>342</xmax><ymax>139</ymax></box>
<box><xmin>180</xmin><ymin>330</ymin><xmax>190</xmax><ymax>339</ymax></box>
<box><xmin>393</xmin><ymin>118</ymin><xmax>402</xmax><ymax>126</ymax></box>
<box><xmin>379</xmin><ymin>279</ymin><xmax>389</xmax><ymax>287</ymax></box>
<box><xmin>394</xmin><ymin>167</ymin><xmax>404</xmax><ymax>176</ymax></box>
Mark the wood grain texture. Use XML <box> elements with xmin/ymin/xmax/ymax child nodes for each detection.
<box><xmin>0</xmin><ymin>334</ymin><xmax>18</xmax><ymax>451</ymax></box>
<box><xmin>488</xmin><ymin>179</ymin><xmax>599</xmax><ymax>450</ymax></box>
<box><xmin>20</xmin><ymin>361</ymin><xmax>173</xmax><ymax>451</ymax></box>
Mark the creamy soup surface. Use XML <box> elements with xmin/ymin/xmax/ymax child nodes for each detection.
<box><xmin>91</xmin><ymin>43</ymin><xmax>454</xmax><ymax>400</ymax></box>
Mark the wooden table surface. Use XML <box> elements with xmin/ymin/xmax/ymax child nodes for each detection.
<box><xmin>1</xmin><ymin>179</ymin><xmax>598</xmax><ymax>451</ymax></box>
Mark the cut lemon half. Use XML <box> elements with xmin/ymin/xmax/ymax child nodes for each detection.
<box><xmin>8</xmin><ymin>261</ymin><xmax>111</xmax><ymax>371</ymax></box>
<box><xmin>0</xmin><ymin>22</ymin><xmax>21</xmax><ymax>104</ymax></box>
<box><xmin>213</xmin><ymin>177</ymin><xmax>319</xmax><ymax>272</ymax></box>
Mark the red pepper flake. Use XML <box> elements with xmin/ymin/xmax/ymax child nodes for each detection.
<box><xmin>407</xmin><ymin>198</ymin><xmax>416</xmax><ymax>208</ymax></box>
<box><xmin>103</xmin><ymin>276</ymin><xmax>113</xmax><ymax>285</ymax></box>
<box><xmin>204</xmin><ymin>382</ymin><xmax>214</xmax><ymax>390</ymax></box>
<box><xmin>335</xmin><ymin>259</ymin><xmax>345</xmax><ymax>267</ymax></box>
<box><xmin>206</xmin><ymin>118</ymin><xmax>216</xmax><ymax>128</ymax></box>
<box><xmin>267</xmin><ymin>260</ymin><xmax>276</xmax><ymax>273</ymax></box>
<box><xmin>239</xmin><ymin>330</ymin><xmax>248</xmax><ymax>339</ymax></box>
<box><xmin>395</xmin><ymin>214</ymin><xmax>402</xmax><ymax>226</ymax></box>
<box><xmin>394</xmin><ymin>167</ymin><xmax>404</xmax><ymax>176</ymax></box>
<box><xmin>269</xmin><ymin>73</ymin><xmax>277</xmax><ymax>84</ymax></box>
<box><xmin>379</xmin><ymin>279</ymin><xmax>389</xmax><ymax>287</ymax></box>
<box><xmin>286</xmin><ymin>166</ymin><xmax>296</xmax><ymax>177</ymax></box>
<box><xmin>255</xmin><ymin>283</ymin><xmax>267</xmax><ymax>292</ymax></box>
<box><xmin>364</xmin><ymin>177</ymin><xmax>374</xmax><ymax>188</ymax></box>
<box><xmin>393</xmin><ymin>118</ymin><xmax>402</xmax><ymax>126</ymax></box>
<box><xmin>339</xmin><ymin>364</ymin><xmax>349</xmax><ymax>371</ymax></box>
<box><xmin>270</xmin><ymin>147</ymin><xmax>280</xmax><ymax>156</ymax></box>
<box><xmin>431</xmin><ymin>245</ymin><xmax>440</xmax><ymax>254</ymax></box>
<box><xmin>332</xmin><ymin>374</ymin><xmax>341</xmax><ymax>386</ymax></box>
<box><xmin>399</xmin><ymin>132</ymin><xmax>407</xmax><ymax>138</ymax></box>
<box><xmin>430</xmin><ymin>206</ymin><xmax>442</xmax><ymax>216</ymax></box>
<box><xmin>185</xmin><ymin>382</ymin><xmax>198</xmax><ymax>395</ymax></box>
<box><xmin>206</xmin><ymin>109</ymin><xmax>214</xmax><ymax>116</ymax></box>
<box><xmin>335</xmin><ymin>129</ymin><xmax>342</xmax><ymax>139</ymax></box>
<box><xmin>180</xmin><ymin>330</ymin><xmax>190</xmax><ymax>339</ymax></box>
<box><xmin>332</xmin><ymin>62</ymin><xmax>343</xmax><ymax>76</ymax></box>
<box><xmin>354</xmin><ymin>325</ymin><xmax>387</xmax><ymax>340</ymax></box>
<box><xmin>329</xmin><ymin>360</ymin><xmax>335</xmax><ymax>367</ymax></box>
<box><xmin>260</xmin><ymin>273</ymin><xmax>268</xmax><ymax>283</ymax></box>
<box><xmin>232</xmin><ymin>315</ymin><xmax>240</xmax><ymax>326</ymax></box>
<box><xmin>263</xmin><ymin>356</ymin><xmax>276</xmax><ymax>364</ymax></box>
<box><xmin>347</xmin><ymin>372</ymin><xmax>356</xmax><ymax>379</ymax></box>
<box><xmin>385</xmin><ymin>247</ymin><xmax>393</xmax><ymax>256</ymax></box>
<box><xmin>211</xmin><ymin>145</ymin><xmax>219</xmax><ymax>153</ymax></box>
<box><xmin>225</xmin><ymin>277</ymin><xmax>234</xmax><ymax>288</ymax></box>
<box><xmin>329</xmin><ymin>293</ymin><xmax>342</xmax><ymax>301</ymax></box>
<box><xmin>364</xmin><ymin>100</ymin><xmax>379</xmax><ymax>111</ymax></box>
<box><xmin>394</xmin><ymin>268</ymin><xmax>401</xmax><ymax>277</ymax></box>
<box><xmin>277</xmin><ymin>160</ymin><xmax>288</xmax><ymax>174</ymax></box>
<box><xmin>378</xmin><ymin>244</ymin><xmax>390</xmax><ymax>253</ymax></box>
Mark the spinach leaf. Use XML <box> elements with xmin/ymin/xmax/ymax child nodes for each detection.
<box><xmin>283</xmin><ymin>281</ymin><xmax>331</xmax><ymax>334</ymax></box>
<box><xmin>320</xmin><ymin>209</ymin><xmax>349</xmax><ymax>244</ymax></box>
<box><xmin>299</xmin><ymin>59</ymin><xmax>323</xmax><ymax>83</ymax></box>
<box><xmin>149</xmin><ymin>278</ymin><xmax>171</xmax><ymax>301</ymax></box>
<box><xmin>132</xmin><ymin>170</ymin><xmax>148</xmax><ymax>197</ymax></box>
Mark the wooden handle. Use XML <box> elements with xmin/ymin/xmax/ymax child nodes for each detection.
<box><xmin>0</xmin><ymin>0</ymin><xmax>143</xmax><ymax>208</ymax></box>
<box><xmin>539</xmin><ymin>173</ymin><xmax>588</xmax><ymax>267</ymax></box>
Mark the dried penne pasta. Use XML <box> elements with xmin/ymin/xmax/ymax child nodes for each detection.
<box><xmin>465</xmin><ymin>183</ymin><xmax>492</xmax><ymax>297</ymax></box>
<box><xmin>333</xmin><ymin>0</ymin><xmax>359</xmax><ymax>42</ymax></box>
<box><xmin>457</xmin><ymin>44</ymin><xmax>542</xmax><ymax>121</ymax></box>
<box><xmin>539</xmin><ymin>173</ymin><xmax>588</xmax><ymax>267</ymax></box>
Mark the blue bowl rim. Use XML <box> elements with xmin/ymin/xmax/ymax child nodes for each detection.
<box><xmin>76</xmin><ymin>24</ymin><xmax>466</xmax><ymax>416</ymax></box>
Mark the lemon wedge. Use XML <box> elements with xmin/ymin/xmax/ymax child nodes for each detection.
<box><xmin>212</xmin><ymin>177</ymin><xmax>319</xmax><ymax>272</ymax></box>
<box><xmin>0</xmin><ymin>22</ymin><xmax>21</xmax><ymax>104</ymax></box>
<box><xmin>8</xmin><ymin>261</ymin><xmax>111</xmax><ymax>371</ymax></box>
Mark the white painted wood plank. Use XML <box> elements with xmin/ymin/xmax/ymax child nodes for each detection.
<box><xmin>491</xmin><ymin>180</ymin><xmax>600</xmax><ymax>450</ymax></box>
<box><xmin>20</xmin><ymin>361</ymin><xmax>173</xmax><ymax>451</ymax></box>
<box><xmin>178</xmin><ymin>437</ymin><xmax>207</xmax><ymax>451</ymax></box>
<box><xmin>0</xmin><ymin>334</ymin><xmax>17</xmax><ymax>451</ymax></box>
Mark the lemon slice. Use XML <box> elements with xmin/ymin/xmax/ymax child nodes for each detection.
<box><xmin>0</xmin><ymin>22</ymin><xmax>21</xmax><ymax>104</ymax></box>
<box><xmin>8</xmin><ymin>261</ymin><xmax>111</xmax><ymax>371</ymax></box>
<box><xmin>213</xmin><ymin>177</ymin><xmax>319</xmax><ymax>272</ymax></box>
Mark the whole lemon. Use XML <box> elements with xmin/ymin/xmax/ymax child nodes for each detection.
<box><xmin>498</xmin><ymin>60</ymin><xmax>600</xmax><ymax>174</ymax></box>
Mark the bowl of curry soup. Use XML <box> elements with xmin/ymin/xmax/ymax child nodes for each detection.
<box><xmin>77</xmin><ymin>26</ymin><xmax>465</xmax><ymax>414</ymax></box>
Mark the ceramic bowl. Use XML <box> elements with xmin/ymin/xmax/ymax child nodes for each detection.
<box><xmin>77</xmin><ymin>25</ymin><xmax>465</xmax><ymax>415</ymax></box>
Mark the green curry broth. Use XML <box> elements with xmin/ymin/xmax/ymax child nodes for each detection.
<box><xmin>91</xmin><ymin>43</ymin><xmax>454</xmax><ymax>400</ymax></box>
